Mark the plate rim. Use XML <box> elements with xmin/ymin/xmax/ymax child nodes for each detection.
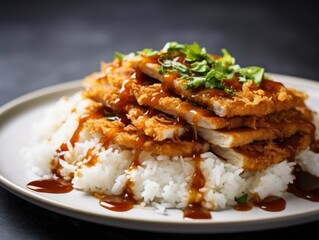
<box><xmin>1</xmin><ymin>73</ymin><xmax>319</xmax><ymax>233</ymax></box>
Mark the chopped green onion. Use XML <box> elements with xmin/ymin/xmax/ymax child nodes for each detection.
<box><xmin>235</xmin><ymin>194</ymin><xmax>249</xmax><ymax>205</ymax></box>
<box><xmin>137</xmin><ymin>48</ymin><xmax>158</xmax><ymax>57</ymax></box>
<box><xmin>114</xmin><ymin>51</ymin><xmax>124</xmax><ymax>61</ymax></box>
<box><xmin>130</xmin><ymin>41</ymin><xmax>265</xmax><ymax>94</ymax></box>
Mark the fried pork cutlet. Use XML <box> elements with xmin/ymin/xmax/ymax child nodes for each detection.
<box><xmin>84</xmin><ymin>64</ymin><xmax>313</xmax><ymax>148</ymax></box>
<box><xmin>132</xmin><ymin>83</ymin><xmax>246</xmax><ymax>129</ymax></box>
<box><xmin>131</xmin><ymin>61</ymin><xmax>307</xmax><ymax>117</ymax></box>
<box><xmin>211</xmin><ymin>131</ymin><xmax>313</xmax><ymax>170</ymax></box>
<box><xmin>199</xmin><ymin>120</ymin><xmax>311</xmax><ymax>147</ymax></box>
<box><xmin>85</xmin><ymin>118</ymin><xmax>209</xmax><ymax>157</ymax></box>
<box><xmin>83</xmin><ymin>86</ymin><xmax>188</xmax><ymax>141</ymax></box>
<box><xmin>80</xmin><ymin>41</ymin><xmax>315</xmax><ymax>171</ymax></box>
<box><xmin>198</xmin><ymin>107</ymin><xmax>313</xmax><ymax>147</ymax></box>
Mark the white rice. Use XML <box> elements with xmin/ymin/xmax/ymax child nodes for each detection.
<box><xmin>21</xmin><ymin>92</ymin><xmax>319</xmax><ymax>211</ymax></box>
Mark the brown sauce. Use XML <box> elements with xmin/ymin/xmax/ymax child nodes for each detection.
<box><xmin>98</xmin><ymin>134</ymin><xmax>147</xmax><ymax>212</ymax></box>
<box><xmin>149</xmin><ymin>91</ymin><xmax>169</xmax><ymax>106</ymax></box>
<box><xmin>175</xmin><ymin>102</ymin><xmax>217</xmax><ymax>139</ymax></box>
<box><xmin>105</xmin><ymin>107</ymin><xmax>131</xmax><ymax>126</ymax></box>
<box><xmin>98</xmin><ymin>134</ymin><xmax>147</xmax><ymax>213</ymax></box>
<box><xmin>183</xmin><ymin>203</ymin><xmax>211</xmax><ymax>220</ymax></box>
<box><xmin>310</xmin><ymin>139</ymin><xmax>319</xmax><ymax>153</ymax></box>
<box><xmin>73</xmin><ymin>108</ymin><xmax>106</xmax><ymax>143</ymax></box>
<box><xmin>130</xmin><ymin>134</ymin><xmax>148</xmax><ymax>170</ymax></box>
<box><xmin>288</xmin><ymin>165</ymin><xmax>319</xmax><ymax>202</ymax></box>
<box><xmin>256</xmin><ymin>196</ymin><xmax>286</xmax><ymax>212</ymax></box>
<box><xmin>99</xmin><ymin>188</ymin><xmax>137</xmax><ymax>212</ymax></box>
<box><xmin>233</xmin><ymin>203</ymin><xmax>253</xmax><ymax>211</ymax></box>
<box><xmin>308</xmin><ymin>121</ymin><xmax>319</xmax><ymax>153</ymax></box>
<box><xmin>162</xmin><ymin>72</ymin><xmax>180</xmax><ymax>92</ymax></box>
<box><xmin>276</xmin><ymin>134</ymin><xmax>301</xmax><ymax>161</ymax></box>
<box><xmin>223</xmin><ymin>75</ymin><xmax>242</xmax><ymax>92</ymax></box>
<box><xmin>192</xmin><ymin>88</ymin><xmax>230</xmax><ymax>99</ymax></box>
<box><xmin>135</xmin><ymin>68</ymin><xmax>158</xmax><ymax>86</ymax></box>
<box><xmin>140</xmin><ymin>55</ymin><xmax>159</xmax><ymax>66</ymax></box>
<box><xmin>234</xmin><ymin>165</ymin><xmax>319</xmax><ymax>212</ymax></box>
<box><xmin>284</xmin><ymin>119</ymin><xmax>319</xmax><ymax>156</ymax></box>
<box><xmin>114</xmin><ymin>77</ymin><xmax>136</xmax><ymax>109</ymax></box>
<box><xmin>182</xmin><ymin>153</ymin><xmax>212</xmax><ymax>220</ymax></box>
<box><xmin>84</xmin><ymin>146</ymin><xmax>100</xmax><ymax>168</ymax></box>
<box><xmin>85</xmin><ymin>127</ymin><xmax>120</xmax><ymax>168</ymax></box>
<box><xmin>190</xmin><ymin>154</ymin><xmax>205</xmax><ymax>191</ymax></box>
<box><xmin>177</xmin><ymin>102</ymin><xmax>216</xmax><ymax>119</ymax></box>
<box><xmin>269</xmin><ymin>124</ymin><xmax>286</xmax><ymax>138</ymax></box>
<box><xmin>26</xmin><ymin>178</ymin><xmax>73</xmax><ymax>193</ymax></box>
<box><xmin>52</xmin><ymin>106</ymin><xmax>107</xmax><ymax>174</ymax></box>
<box><xmin>233</xmin><ymin>195</ymin><xmax>286</xmax><ymax>212</ymax></box>
<box><xmin>58</xmin><ymin>106</ymin><xmax>106</xmax><ymax>153</ymax></box>
<box><xmin>260</xmin><ymin>79</ymin><xmax>284</xmax><ymax>95</ymax></box>
<box><xmin>144</xmin><ymin>108</ymin><xmax>159</xmax><ymax>117</ymax></box>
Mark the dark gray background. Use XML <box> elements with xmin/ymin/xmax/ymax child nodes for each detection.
<box><xmin>1</xmin><ymin>0</ymin><xmax>319</xmax><ymax>239</ymax></box>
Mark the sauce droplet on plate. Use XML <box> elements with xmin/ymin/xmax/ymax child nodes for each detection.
<box><xmin>256</xmin><ymin>196</ymin><xmax>286</xmax><ymax>212</ymax></box>
<box><xmin>99</xmin><ymin>190</ymin><xmax>137</xmax><ymax>212</ymax></box>
<box><xmin>183</xmin><ymin>203</ymin><xmax>211</xmax><ymax>220</ymax></box>
<box><xmin>288</xmin><ymin>165</ymin><xmax>319</xmax><ymax>202</ymax></box>
<box><xmin>26</xmin><ymin>178</ymin><xmax>73</xmax><ymax>193</ymax></box>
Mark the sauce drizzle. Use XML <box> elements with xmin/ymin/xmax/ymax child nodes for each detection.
<box><xmin>288</xmin><ymin>165</ymin><xmax>319</xmax><ymax>202</ymax></box>
<box><xmin>26</xmin><ymin>179</ymin><xmax>73</xmax><ymax>193</ymax></box>
<box><xmin>98</xmin><ymin>134</ymin><xmax>146</xmax><ymax>212</ymax></box>
<box><xmin>183</xmin><ymin>153</ymin><xmax>212</xmax><ymax>220</ymax></box>
<box><xmin>256</xmin><ymin>196</ymin><xmax>286</xmax><ymax>212</ymax></box>
<box><xmin>99</xmin><ymin>188</ymin><xmax>137</xmax><ymax>212</ymax></box>
<box><xmin>233</xmin><ymin>195</ymin><xmax>286</xmax><ymax>212</ymax></box>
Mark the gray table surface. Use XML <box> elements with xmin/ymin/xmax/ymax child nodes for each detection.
<box><xmin>1</xmin><ymin>0</ymin><xmax>319</xmax><ymax>239</ymax></box>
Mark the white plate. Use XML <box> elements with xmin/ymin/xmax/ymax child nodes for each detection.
<box><xmin>1</xmin><ymin>74</ymin><xmax>319</xmax><ymax>233</ymax></box>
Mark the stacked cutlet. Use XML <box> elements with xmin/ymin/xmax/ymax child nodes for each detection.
<box><xmin>82</xmin><ymin>42</ymin><xmax>315</xmax><ymax>171</ymax></box>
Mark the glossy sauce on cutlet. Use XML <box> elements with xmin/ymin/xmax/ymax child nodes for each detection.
<box><xmin>222</xmin><ymin>73</ymin><xmax>242</xmax><ymax>92</ymax></box>
<box><xmin>140</xmin><ymin>55</ymin><xmax>159</xmax><ymax>66</ymax></box>
<box><xmin>149</xmin><ymin>90</ymin><xmax>169</xmax><ymax>106</ymax></box>
<box><xmin>114</xmin><ymin>65</ymin><xmax>155</xmax><ymax>109</ymax></box>
<box><xmin>114</xmin><ymin>77</ymin><xmax>136</xmax><ymax>108</ymax></box>
<box><xmin>193</xmin><ymin>88</ymin><xmax>230</xmax><ymax>99</ymax></box>
<box><xmin>162</xmin><ymin>72</ymin><xmax>180</xmax><ymax>92</ymax></box>
<box><xmin>276</xmin><ymin>134</ymin><xmax>303</xmax><ymax>161</ymax></box>
<box><xmin>259</xmin><ymin>79</ymin><xmax>284</xmax><ymax>95</ymax></box>
<box><xmin>136</xmin><ymin>67</ymin><xmax>159</xmax><ymax>86</ymax></box>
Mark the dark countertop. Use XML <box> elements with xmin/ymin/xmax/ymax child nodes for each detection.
<box><xmin>1</xmin><ymin>0</ymin><xmax>319</xmax><ymax>239</ymax></box>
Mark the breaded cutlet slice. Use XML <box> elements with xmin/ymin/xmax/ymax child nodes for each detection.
<box><xmin>131</xmin><ymin>60</ymin><xmax>308</xmax><ymax>117</ymax></box>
